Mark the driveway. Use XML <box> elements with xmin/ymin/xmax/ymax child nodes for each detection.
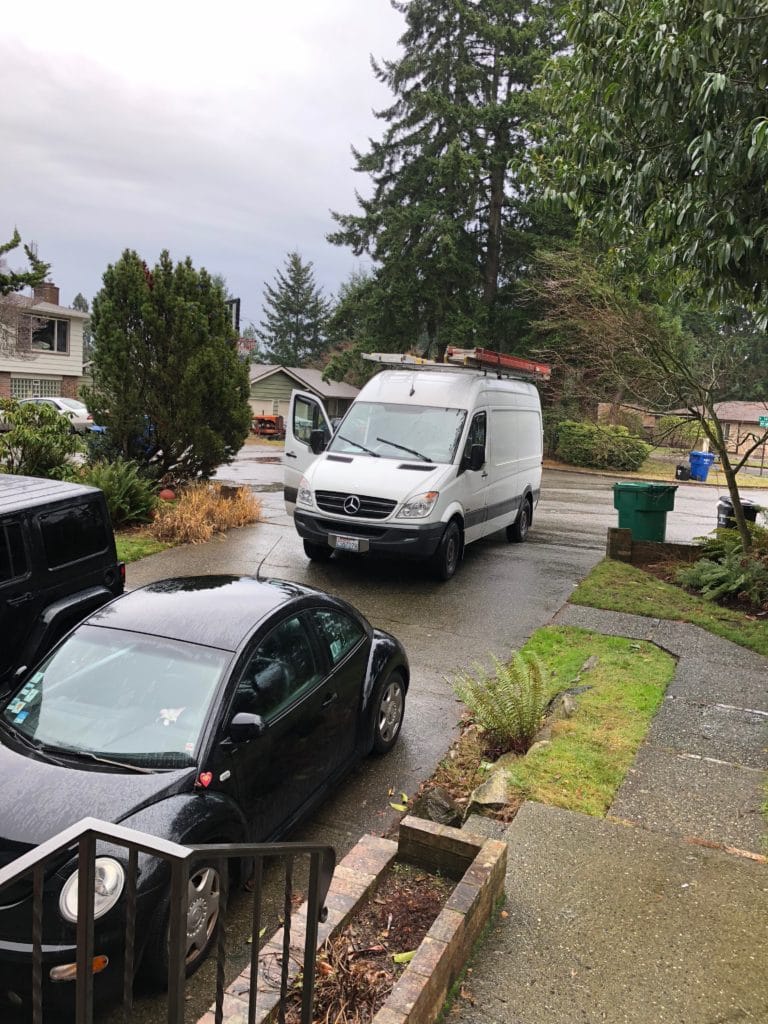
<box><xmin>115</xmin><ymin>460</ymin><xmax>727</xmax><ymax>1022</ymax></box>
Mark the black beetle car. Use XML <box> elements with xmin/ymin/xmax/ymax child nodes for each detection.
<box><xmin>0</xmin><ymin>575</ymin><xmax>408</xmax><ymax>1008</ymax></box>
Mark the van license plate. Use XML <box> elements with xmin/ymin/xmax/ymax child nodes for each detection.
<box><xmin>334</xmin><ymin>535</ymin><xmax>360</xmax><ymax>552</ymax></box>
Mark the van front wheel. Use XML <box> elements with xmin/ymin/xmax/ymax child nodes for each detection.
<box><xmin>507</xmin><ymin>498</ymin><xmax>531</xmax><ymax>543</ymax></box>
<box><xmin>431</xmin><ymin>521</ymin><xmax>461</xmax><ymax>581</ymax></box>
<box><xmin>303</xmin><ymin>540</ymin><xmax>333</xmax><ymax>562</ymax></box>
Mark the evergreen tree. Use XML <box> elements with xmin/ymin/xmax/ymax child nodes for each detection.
<box><xmin>256</xmin><ymin>252</ymin><xmax>331</xmax><ymax>366</ymax></box>
<box><xmin>0</xmin><ymin>229</ymin><xmax>49</xmax><ymax>296</ymax></box>
<box><xmin>328</xmin><ymin>0</ymin><xmax>563</xmax><ymax>358</ymax></box>
<box><xmin>71</xmin><ymin>292</ymin><xmax>92</xmax><ymax>360</ymax></box>
<box><xmin>84</xmin><ymin>250</ymin><xmax>251</xmax><ymax>481</ymax></box>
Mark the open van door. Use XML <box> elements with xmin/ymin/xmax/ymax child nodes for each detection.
<box><xmin>284</xmin><ymin>390</ymin><xmax>333</xmax><ymax>515</ymax></box>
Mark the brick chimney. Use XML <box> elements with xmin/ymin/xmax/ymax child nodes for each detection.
<box><xmin>33</xmin><ymin>282</ymin><xmax>60</xmax><ymax>305</ymax></box>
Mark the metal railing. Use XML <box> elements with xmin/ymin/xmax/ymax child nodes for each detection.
<box><xmin>0</xmin><ymin>817</ymin><xmax>335</xmax><ymax>1024</ymax></box>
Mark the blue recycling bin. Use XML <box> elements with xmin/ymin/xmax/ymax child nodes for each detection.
<box><xmin>689</xmin><ymin>450</ymin><xmax>715</xmax><ymax>482</ymax></box>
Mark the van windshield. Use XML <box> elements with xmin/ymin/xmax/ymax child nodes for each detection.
<box><xmin>329</xmin><ymin>403</ymin><xmax>467</xmax><ymax>465</ymax></box>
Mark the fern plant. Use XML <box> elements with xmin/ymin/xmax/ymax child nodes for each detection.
<box><xmin>453</xmin><ymin>653</ymin><xmax>547</xmax><ymax>753</ymax></box>
<box><xmin>81</xmin><ymin>459</ymin><xmax>158</xmax><ymax>528</ymax></box>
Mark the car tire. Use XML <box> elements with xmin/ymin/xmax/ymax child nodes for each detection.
<box><xmin>303</xmin><ymin>540</ymin><xmax>334</xmax><ymax>562</ymax></box>
<box><xmin>141</xmin><ymin>861</ymin><xmax>223</xmax><ymax>986</ymax></box>
<box><xmin>371</xmin><ymin>672</ymin><xmax>406</xmax><ymax>755</ymax></box>
<box><xmin>431</xmin><ymin>520</ymin><xmax>461</xmax><ymax>581</ymax></box>
<box><xmin>507</xmin><ymin>497</ymin><xmax>532</xmax><ymax>543</ymax></box>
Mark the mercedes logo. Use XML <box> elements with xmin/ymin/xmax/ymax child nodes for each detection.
<box><xmin>343</xmin><ymin>495</ymin><xmax>361</xmax><ymax>515</ymax></box>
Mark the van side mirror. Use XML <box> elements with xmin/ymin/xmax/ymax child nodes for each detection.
<box><xmin>469</xmin><ymin>444</ymin><xmax>485</xmax><ymax>472</ymax></box>
<box><xmin>229</xmin><ymin>712</ymin><xmax>266</xmax><ymax>743</ymax></box>
<box><xmin>309</xmin><ymin>429</ymin><xmax>327</xmax><ymax>455</ymax></box>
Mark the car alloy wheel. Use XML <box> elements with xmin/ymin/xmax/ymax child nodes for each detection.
<box><xmin>185</xmin><ymin>865</ymin><xmax>221</xmax><ymax>967</ymax></box>
<box><xmin>373</xmin><ymin>673</ymin><xmax>405</xmax><ymax>754</ymax></box>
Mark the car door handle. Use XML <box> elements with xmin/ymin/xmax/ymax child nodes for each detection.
<box><xmin>285</xmin><ymin>450</ymin><xmax>297</xmax><ymax>458</ymax></box>
<box><xmin>322</xmin><ymin>692</ymin><xmax>338</xmax><ymax>707</ymax></box>
<box><xmin>8</xmin><ymin>592</ymin><xmax>34</xmax><ymax>607</ymax></box>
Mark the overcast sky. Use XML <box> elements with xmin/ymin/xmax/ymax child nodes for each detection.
<box><xmin>1</xmin><ymin>0</ymin><xmax>404</xmax><ymax>329</ymax></box>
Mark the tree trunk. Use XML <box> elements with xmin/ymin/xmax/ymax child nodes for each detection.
<box><xmin>700</xmin><ymin>405</ymin><xmax>752</xmax><ymax>550</ymax></box>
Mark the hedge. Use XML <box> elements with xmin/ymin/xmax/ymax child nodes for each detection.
<box><xmin>556</xmin><ymin>420</ymin><xmax>651</xmax><ymax>471</ymax></box>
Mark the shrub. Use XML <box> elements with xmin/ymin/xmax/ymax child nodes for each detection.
<box><xmin>677</xmin><ymin>523</ymin><xmax>768</xmax><ymax>609</ymax></box>
<box><xmin>556</xmin><ymin>420</ymin><xmax>651</xmax><ymax>471</ymax></box>
<box><xmin>654</xmin><ymin>415</ymin><xmax>706</xmax><ymax>450</ymax></box>
<box><xmin>150</xmin><ymin>483</ymin><xmax>262</xmax><ymax>544</ymax></box>
<box><xmin>0</xmin><ymin>398</ymin><xmax>78</xmax><ymax>477</ymax></box>
<box><xmin>80</xmin><ymin>459</ymin><xmax>158</xmax><ymax>528</ymax></box>
<box><xmin>453</xmin><ymin>653</ymin><xmax>548</xmax><ymax>753</ymax></box>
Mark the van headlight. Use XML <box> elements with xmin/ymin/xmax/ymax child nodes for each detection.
<box><xmin>59</xmin><ymin>858</ymin><xmax>125</xmax><ymax>923</ymax></box>
<box><xmin>397</xmin><ymin>491</ymin><xmax>439</xmax><ymax>519</ymax></box>
<box><xmin>297</xmin><ymin>476</ymin><xmax>314</xmax><ymax>508</ymax></box>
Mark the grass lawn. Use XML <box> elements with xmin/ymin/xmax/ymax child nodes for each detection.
<box><xmin>572</xmin><ymin>558</ymin><xmax>768</xmax><ymax>657</ymax></box>
<box><xmin>115</xmin><ymin>529</ymin><xmax>171</xmax><ymax>564</ymax></box>
<box><xmin>545</xmin><ymin>454</ymin><xmax>768</xmax><ymax>490</ymax></box>
<box><xmin>504</xmin><ymin>627</ymin><xmax>674</xmax><ymax>816</ymax></box>
<box><xmin>432</xmin><ymin>626</ymin><xmax>674</xmax><ymax>820</ymax></box>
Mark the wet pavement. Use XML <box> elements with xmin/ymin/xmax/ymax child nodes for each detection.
<box><xmin>103</xmin><ymin>449</ymin><xmax>739</xmax><ymax>1022</ymax></box>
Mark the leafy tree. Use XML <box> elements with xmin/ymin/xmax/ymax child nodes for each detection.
<box><xmin>84</xmin><ymin>249</ymin><xmax>251</xmax><ymax>481</ymax></box>
<box><xmin>0</xmin><ymin>230</ymin><xmax>50</xmax><ymax>358</ymax></box>
<box><xmin>328</xmin><ymin>0</ymin><xmax>564</xmax><ymax>358</ymax></box>
<box><xmin>0</xmin><ymin>399</ymin><xmax>78</xmax><ymax>477</ymax></box>
<box><xmin>538</xmin><ymin>1</ymin><xmax>768</xmax><ymax>316</ymax></box>
<box><xmin>526</xmin><ymin>248</ymin><xmax>768</xmax><ymax>548</ymax></box>
<box><xmin>71</xmin><ymin>292</ymin><xmax>92</xmax><ymax>360</ymax></box>
<box><xmin>256</xmin><ymin>252</ymin><xmax>331</xmax><ymax>366</ymax></box>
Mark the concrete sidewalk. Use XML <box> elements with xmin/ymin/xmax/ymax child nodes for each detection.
<box><xmin>451</xmin><ymin>607</ymin><xmax>768</xmax><ymax>1024</ymax></box>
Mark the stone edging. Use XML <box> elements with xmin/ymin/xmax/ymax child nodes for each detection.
<box><xmin>197</xmin><ymin>816</ymin><xmax>507</xmax><ymax>1024</ymax></box>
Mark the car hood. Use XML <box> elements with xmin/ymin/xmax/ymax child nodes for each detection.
<box><xmin>0</xmin><ymin>737</ymin><xmax>195</xmax><ymax>851</ymax></box>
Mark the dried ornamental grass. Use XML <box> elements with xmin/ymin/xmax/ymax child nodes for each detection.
<box><xmin>150</xmin><ymin>483</ymin><xmax>262</xmax><ymax>544</ymax></box>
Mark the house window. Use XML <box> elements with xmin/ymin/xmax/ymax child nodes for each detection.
<box><xmin>10</xmin><ymin>378</ymin><xmax>61</xmax><ymax>399</ymax></box>
<box><xmin>273</xmin><ymin>401</ymin><xmax>280</xmax><ymax>415</ymax></box>
<box><xmin>29</xmin><ymin>317</ymin><xmax>69</xmax><ymax>354</ymax></box>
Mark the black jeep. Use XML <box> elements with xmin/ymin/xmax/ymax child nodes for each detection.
<box><xmin>0</xmin><ymin>475</ymin><xmax>124</xmax><ymax>693</ymax></box>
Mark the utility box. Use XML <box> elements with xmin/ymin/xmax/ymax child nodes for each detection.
<box><xmin>612</xmin><ymin>482</ymin><xmax>678</xmax><ymax>542</ymax></box>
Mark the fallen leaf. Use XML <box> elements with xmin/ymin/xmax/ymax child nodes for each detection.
<box><xmin>392</xmin><ymin>950</ymin><xmax>416</xmax><ymax>964</ymax></box>
<box><xmin>390</xmin><ymin>802</ymin><xmax>408</xmax><ymax>811</ymax></box>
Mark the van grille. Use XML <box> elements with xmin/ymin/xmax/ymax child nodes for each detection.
<box><xmin>315</xmin><ymin>491</ymin><xmax>397</xmax><ymax>519</ymax></box>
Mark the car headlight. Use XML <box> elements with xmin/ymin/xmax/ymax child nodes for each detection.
<box><xmin>296</xmin><ymin>475</ymin><xmax>314</xmax><ymax>508</ymax></box>
<box><xmin>59</xmin><ymin>857</ymin><xmax>125</xmax><ymax>923</ymax></box>
<box><xmin>396</xmin><ymin>491</ymin><xmax>439</xmax><ymax>519</ymax></box>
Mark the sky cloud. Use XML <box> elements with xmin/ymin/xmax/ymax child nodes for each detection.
<box><xmin>1</xmin><ymin>0</ymin><xmax>403</xmax><ymax>327</ymax></box>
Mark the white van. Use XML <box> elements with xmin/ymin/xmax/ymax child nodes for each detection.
<box><xmin>283</xmin><ymin>366</ymin><xmax>543</xmax><ymax>580</ymax></box>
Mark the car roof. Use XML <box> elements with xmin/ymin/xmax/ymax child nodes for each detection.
<box><xmin>0</xmin><ymin>475</ymin><xmax>103</xmax><ymax>514</ymax></box>
<box><xmin>86</xmin><ymin>575</ymin><xmax>330</xmax><ymax>652</ymax></box>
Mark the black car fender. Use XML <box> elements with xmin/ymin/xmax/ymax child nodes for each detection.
<box><xmin>20</xmin><ymin>586</ymin><xmax>117</xmax><ymax>672</ymax></box>
<box><xmin>116</xmin><ymin>791</ymin><xmax>249</xmax><ymax>891</ymax></box>
<box><xmin>360</xmin><ymin>630</ymin><xmax>410</xmax><ymax>752</ymax></box>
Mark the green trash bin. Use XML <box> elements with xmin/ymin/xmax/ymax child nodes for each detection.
<box><xmin>612</xmin><ymin>482</ymin><xmax>678</xmax><ymax>541</ymax></box>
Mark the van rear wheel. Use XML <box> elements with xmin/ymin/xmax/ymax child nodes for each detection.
<box><xmin>507</xmin><ymin>498</ymin><xmax>531</xmax><ymax>543</ymax></box>
<box><xmin>431</xmin><ymin>521</ymin><xmax>461</xmax><ymax>581</ymax></box>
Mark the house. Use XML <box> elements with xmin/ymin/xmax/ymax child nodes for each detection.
<box><xmin>0</xmin><ymin>283</ymin><xmax>88</xmax><ymax>402</ymax></box>
<box><xmin>249</xmin><ymin>364</ymin><xmax>359</xmax><ymax>421</ymax></box>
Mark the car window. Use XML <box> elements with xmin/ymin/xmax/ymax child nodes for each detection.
<box><xmin>461</xmin><ymin>411</ymin><xmax>486</xmax><ymax>467</ymax></box>
<box><xmin>1</xmin><ymin>626</ymin><xmax>230</xmax><ymax>767</ymax></box>
<box><xmin>234</xmin><ymin>615</ymin><xmax>323</xmax><ymax>720</ymax></box>
<box><xmin>308</xmin><ymin>608</ymin><xmax>364</xmax><ymax>666</ymax></box>
<box><xmin>293</xmin><ymin>396</ymin><xmax>328</xmax><ymax>446</ymax></box>
<box><xmin>0</xmin><ymin>521</ymin><xmax>27</xmax><ymax>585</ymax></box>
<box><xmin>38</xmin><ymin>501</ymin><xmax>109</xmax><ymax>568</ymax></box>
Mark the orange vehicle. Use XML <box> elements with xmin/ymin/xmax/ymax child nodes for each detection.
<box><xmin>251</xmin><ymin>414</ymin><xmax>285</xmax><ymax>439</ymax></box>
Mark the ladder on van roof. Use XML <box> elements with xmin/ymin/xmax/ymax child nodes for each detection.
<box><xmin>363</xmin><ymin>347</ymin><xmax>551</xmax><ymax>381</ymax></box>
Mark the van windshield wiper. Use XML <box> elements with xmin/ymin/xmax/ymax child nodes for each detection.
<box><xmin>376</xmin><ymin>437</ymin><xmax>431</xmax><ymax>462</ymax></box>
<box><xmin>336</xmin><ymin>435</ymin><xmax>380</xmax><ymax>457</ymax></box>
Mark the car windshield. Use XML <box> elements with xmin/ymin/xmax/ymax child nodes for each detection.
<box><xmin>1</xmin><ymin>626</ymin><xmax>230</xmax><ymax>769</ymax></box>
<box><xmin>328</xmin><ymin>402</ymin><xmax>467</xmax><ymax>464</ymax></box>
<box><xmin>58</xmin><ymin>398</ymin><xmax>87</xmax><ymax>412</ymax></box>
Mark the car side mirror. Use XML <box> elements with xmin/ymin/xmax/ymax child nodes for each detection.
<box><xmin>309</xmin><ymin>429</ymin><xmax>327</xmax><ymax>455</ymax></box>
<box><xmin>469</xmin><ymin>444</ymin><xmax>485</xmax><ymax>472</ymax></box>
<box><xmin>229</xmin><ymin>712</ymin><xmax>266</xmax><ymax>743</ymax></box>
